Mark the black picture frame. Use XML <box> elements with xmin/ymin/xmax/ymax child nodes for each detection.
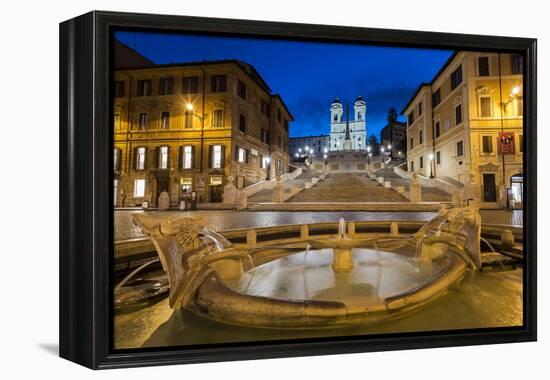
<box><xmin>59</xmin><ymin>10</ymin><xmax>537</xmax><ymax>369</ymax></box>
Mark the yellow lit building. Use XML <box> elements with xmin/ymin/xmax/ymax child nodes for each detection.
<box><xmin>402</xmin><ymin>51</ymin><xmax>524</xmax><ymax>207</ymax></box>
<box><xmin>113</xmin><ymin>47</ymin><xmax>293</xmax><ymax>207</ymax></box>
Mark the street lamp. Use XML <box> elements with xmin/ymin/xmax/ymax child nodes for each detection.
<box><xmin>185</xmin><ymin>103</ymin><xmax>194</xmax><ymax>111</ymax></box>
<box><xmin>428</xmin><ymin>153</ymin><xmax>434</xmax><ymax>178</ymax></box>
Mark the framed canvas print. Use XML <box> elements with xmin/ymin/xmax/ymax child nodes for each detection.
<box><xmin>59</xmin><ymin>11</ymin><xmax>537</xmax><ymax>369</ymax></box>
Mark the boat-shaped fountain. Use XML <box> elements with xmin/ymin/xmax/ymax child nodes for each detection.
<box><xmin>133</xmin><ymin>206</ymin><xmax>482</xmax><ymax>329</ymax></box>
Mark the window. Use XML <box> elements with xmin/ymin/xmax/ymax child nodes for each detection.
<box><xmin>114</xmin><ymin>179</ymin><xmax>118</xmax><ymax>205</ymax></box>
<box><xmin>212</xmin><ymin>145</ymin><xmax>223</xmax><ymax>169</ymax></box>
<box><xmin>138</xmin><ymin>113</ymin><xmax>148</xmax><ymax>130</ymax></box>
<box><xmin>237</xmin><ymin>80</ymin><xmax>247</xmax><ymax>99</ymax></box>
<box><xmin>114</xmin><ymin>113</ymin><xmax>121</xmax><ymax>130</ymax></box>
<box><xmin>408</xmin><ymin>111</ymin><xmax>414</xmax><ymax>126</ymax></box>
<box><xmin>511</xmin><ymin>54</ymin><xmax>523</xmax><ymax>75</ymax></box>
<box><xmin>419</xmin><ymin>129</ymin><xmax>423</xmax><ymax>145</ymax></box>
<box><xmin>239</xmin><ymin>114</ymin><xmax>246</xmax><ymax>133</ymax></box>
<box><xmin>432</xmin><ymin>89</ymin><xmax>441</xmax><ymax>108</ymax></box>
<box><xmin>482</xmin><ymin>136</ymin><xmax>494</xmax><ymax>154</ymax></box>
<box><xmin>184</xmin><ymin>111</ymin><xmax>193</xmax><ymax>129</ymax></box>
<box><xmin>434</xmin><ymin>121</ymin><xmax>441</xmax><ymax>138</ymax></box>
<box><xmin>419</xmin><ymin>156</ymin><xmax>424</xmax><ymax>169</ymax></box>
<box><xmin>159</xmin><ymin>146</ymin><xmax>169</xmax><ymax>169</ymax></box>
<box><xmin>158</xmin><ymin>77</ymin><xmax>174</xmax><ymax>95</ymax></box>
<box><xmin>237</xmin><ymin>147</ymin><xmax>247</xmax><ymax>163</ymax></box>
<box><xmin>277</xmin><ymin>159</ymin><xmax>284</xmax><ymax>174</ymax></box>
<box><xmin>181</xmin><ymin>146</ymin><xmax>193</xmax><ymax>169</ymax></box>
<box><xmin>114</xmin><ymin>81</ymin><xmax>125</xmax><ymax>97</ymax></box>
<box><xmin>436</xmin><ymin>151</ymin><xmax>441</xmax><ymax>165</ymax></box>
<box><xmin>135</xmin><ymin>147</ymin><xmax>146</xmax><ymax>170</ymax></box>
<box><xmin>357</xmin><ymin>112</ymin><xmax>362</xmax><ymax>121</ymax></box>
<box><xmin>410</xmin><ymin>137</ymin><xmax>414</xmax><ymax>149</ymax></box>
<box><xmin>278</xmin><ymin>135</ymin><xmax>282</xmax><ymax>148</ymax></box>
<box><xmin>180</xmin><ymin>178</ymin><xmax>192</xmax><ymax>194</ymax></box>
<box><xmin>182</xmin><ymin>76</ymin><xmax>199</xmax><ymax>94</ymax></box>
<box><xmin>211</xmin><ymin>75</ymin><xmax>227</xmax><ymax>92</ymax></box>
<box><xmin>261</xmin><ymin>100</ymin><xmax>271</xmax><ymax>117</ymax></box>
<box><xmin>160</xmin><ymin>111</ymin><xmax>170</xmax><ymax>129</ymax></box>
<box><xmin>134</xmin><ymin>179</ymin><xmax>145</xmax><ymax>197</ymax></box>
<box><xmin>261</xmin><ymin>128</ymin><xmax>270</xmax><ymax>144</ymax></box>
<box><xmin>284</xmin><ymin>119</ymin><xmax>289</xmax><ymax>132</ymax></box>
<box><xmin>478</xmin><ymin>57</ymin><xmax>490</xmax><ymax>76</ymax></box>
<box><xmin>277</xmin><ymin>109</ymin><xmax>282</xmax><ymax>123</ymax></box>
<box><xmin>480</xmin><ymin>96</ymin><xmax>492</xmax><ymax>117</ymax></box>
<box><xmin>410</xmin><ymin>161</ymin><xmax>414</xmax><ymax>172</ymax></box>
<box><xmin>212</xmin><ymin>109</ymin><xmax>223</xmax><ymax>128</ymax></box>
<box><xmin>444</xmin><ymin>118</ymin><xmax>451</xmax><ymax>132</ymax></box>
<box><xmin>418</xmin><ymin>102</ymin><xmax>423</xmax><ymax>116</ymax></box>
<box><xmin>456</xmin><ymin>140</ymin><xmax>464</xmax><ymax>157</ymax></box>
<box><xmin>137</xmin><ymin>79</ymin><xmax>151</xmax><ymax>96</ymax></box>
<box><xmin>455</xmin><ymin>104</ymin><xmax>462</xmax><ymax>125</ymax></box>
<box><xmin>451</xmin><ymin>65</ymin><xmax>463</xmax><ymax>90</ymax></box>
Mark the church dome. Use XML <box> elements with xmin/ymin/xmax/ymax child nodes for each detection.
<box><xmin>354</xmin><ymin>95</ymin><xmax>366</xmax><ymax>106</ymax></box>
<box><xmin>331</xmin><ymin>97</ymin><xmax>343</xmax><ymax>109</ymax></box>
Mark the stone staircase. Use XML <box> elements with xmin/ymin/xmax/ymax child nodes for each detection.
<box><xmin>247</xmin><ymin>168</ymin><xmax>319</xmax><ymax>203</ymax></box>
<box><xmin>287</xmin><ymin>172</ymin><xmax>408</xmax><ymax>202</ymax></box>
<box><xmin>374</xmin><ymin>168</ymin><xmax>452</xmax><ymax>202</ymax></box>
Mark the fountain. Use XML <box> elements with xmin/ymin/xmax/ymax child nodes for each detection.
<box><xmin>132</xmin><ymin>206</ymin><xmax>485</xmax><ymax>329</ymax></box>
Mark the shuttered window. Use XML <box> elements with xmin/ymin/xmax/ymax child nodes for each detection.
<box><xmin>182</xmin><ymin>76</ymin><xmax>199</xmax><ymax>94</ymax></box>
<box><xmin>184</xmin><ymin>111</ymin><xmax>193</xmax><ymax>129</ymax></box>
<box><xmin>158</xmin><ymin>77</ymin><xmax>174</xmax><ymax>95</ymax></box>
<box><xmin>137</xmin><ymin>79</ymin><xmax>152</xmax><ymax>96</ymax></box>
<box><xmin>478</xmin><ymin>57</ymin><xmax>490</xmax><ymax>76</ymax></box>
<box><xmin>451</xmin><ymin>65</ymin><xmax>462</xmax><ymax>90</ymax></box>
<box><xmin>159</xmin><ymin>146</ymin><xmax>169</xmax><ymax>169</ymax></box>
<box><xmin>482</xmin><ymin>136</ymin><xmax>493</xmax><ymax>153</ymax></box>
<box><xmin>480</xmin><ymin>96</ymin><xmax>492</xmax><ymax>117</ymax></box>
<box><xmin>211</xmin><ymin>75</ymin><xmax>227</xmax><ymax>92</ymax></box>
<box><xmin>212</xmin><ymin>109</ymin><xmax>223</xmax><ymax>128</ymax></box>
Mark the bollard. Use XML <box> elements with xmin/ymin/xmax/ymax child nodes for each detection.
<box><xmin>300</xmin><ymin>224</ymin><xmax>309</xmax><ymax>240</ymax></box>
<box><xmin>390</xmin><ymin>222</ymin><xmax>399</xmax><ymax>236</ymax></box>
<box><xmin>246</xmin><ymin>229</ymin><xmax>257</xmax><ymax>247</ymax></box>
<box><xmin>501</xmin><ymin>229</ymin><xmax>515</xmax><ymax>249</ymax></box>
<box><xmin>348</xmin><ymin>221</ymin><xmax>356</xmax><ymax>238</ymax></box>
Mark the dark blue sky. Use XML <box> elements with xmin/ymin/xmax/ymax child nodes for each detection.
<box><xmin>115</xmin><ymin>31</ymin><xmax>452</xmax><ymax>139</ymax></box>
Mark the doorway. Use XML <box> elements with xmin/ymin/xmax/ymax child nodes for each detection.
<box><xmin>210</xmin><ymin>185</ymin><xmax>223</xmax><ymax>203</ymax></box>
<box><xmin>482</xmin><ymin>173</ymin><xmax>497</xmax><ymax>202</ymax></box>
<box><xmin>155</xmin><ymin>174</ymin><xmax>169</xmax><ymax>205</ymax></box>
<box><xmin>510</xmin><ymin>174</ymin><xmax>523</xmax><ymax>205</ymax></box>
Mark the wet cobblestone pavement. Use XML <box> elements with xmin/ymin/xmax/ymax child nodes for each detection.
<box><xmin>114</xmin><ymin>209</ymin><xmax>523</xmax><ymax>241</ymax></box>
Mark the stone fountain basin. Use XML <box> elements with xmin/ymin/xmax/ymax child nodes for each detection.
<box><xmin>188</xmin><ymin>246</ymin><xmax>467</xmax><ymax>329</ymax></box>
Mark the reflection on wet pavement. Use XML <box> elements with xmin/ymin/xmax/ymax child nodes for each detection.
<box><xmin>114</xmin><ymin>268</ymin><xmax>523</xmax><ymax>349</ymax></box>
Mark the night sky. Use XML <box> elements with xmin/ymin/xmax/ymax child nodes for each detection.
<box><xmin>115</xmin><ymin>31</ymin><xmax>453</xmax><ymax>139</ymax></box>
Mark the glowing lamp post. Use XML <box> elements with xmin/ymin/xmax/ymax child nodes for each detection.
<box><xmin>428</xmin><ymin>153</ymin><xmax>434</xmax><ymax>178</ymax></box>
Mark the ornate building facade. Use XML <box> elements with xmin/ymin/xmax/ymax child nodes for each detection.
<box><xmin>113</xmin><ymin>44</ymin><xmax>293</xmax><ymax>207</ymax></box>
<box><xmin>402</xmin><ymin>51</ymin><xmax>524</xmax><ymax>207</ymax></box>
<box><xmin>329</xmin><ymin>96</ymin><xmax>367</xmax><ymax>151</ymax></box>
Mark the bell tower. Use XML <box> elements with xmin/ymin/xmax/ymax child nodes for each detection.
<box><xmin>354</xmin><ymin>95</ymin><xmax>366</xmax><ymax>122</ymax></box>
<box><xmin>330</xmin><ymin>98</ymin><xmax>343</xmax><ymax>124</ymax></box>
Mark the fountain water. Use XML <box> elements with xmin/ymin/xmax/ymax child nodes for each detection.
<box><xmin>133</xmin><ymin>206</ymin><xmax>485</xmax><ymax>329</ymax></box>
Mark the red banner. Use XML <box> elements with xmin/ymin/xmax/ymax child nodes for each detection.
<box><xmin>498</xmin><ymin>132</ymin><xmax>515</xmax><ymax>155</ymax></box>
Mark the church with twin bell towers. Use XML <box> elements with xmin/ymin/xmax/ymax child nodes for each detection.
<box><xmin>329</xmin><ymin>96</ymin><xmax>367</xmax><ymax>151</ymax></box>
